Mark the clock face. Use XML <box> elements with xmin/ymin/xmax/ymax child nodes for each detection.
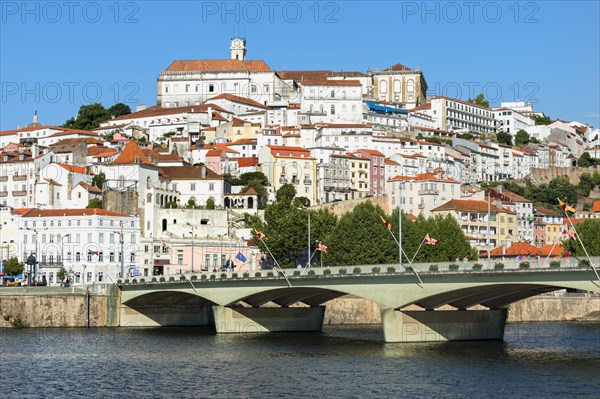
<box><xmin>234</xmin><ymin>40</ymin><xmax>241</xmax><ymax>47</ymax></box>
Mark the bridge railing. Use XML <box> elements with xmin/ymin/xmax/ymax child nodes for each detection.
<box><xmin>113</xmin><ymin>257</ymin><xmax>600</xmax><ymax>286</ymax></box>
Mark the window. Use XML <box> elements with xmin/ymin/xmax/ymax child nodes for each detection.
<box><xmin>110</xmin><ymin>252</ymin><xmax>115</xmax><ymax>262</ymax></box>
<box><xmin>205</xmin><ymin>254</ymin><xmax>211</xmax><ymax>270</ymax></box>
<box><xmin>99</xmin><ymin>233</ymin><xmax>104</xmax><ymax>243</ymax></box>
<box><xmin>178</xmin><ymin>253</ymin><xmax>183</xmax><ymax>265</ymax></box>
<box><xmin>208</xmin><ymin>84</ymin><xmax>214</xmax><ymax>92</ymax></box>
<box><xmin>250</xmin><ymin>85</ymin><xmax>257</xmax><ymax>93</ymax></box>
<box><xmin>98</xmin><ymin>252</ymin><xmax>104</xmax><ymax>262</ymax></box>
<box><xmin>87</xmin><ymin>233</ymin><xmax>92</xmax><ymax>243</ymax></box>
<box><xmin>190</xmin><ymin>183</ymin><xmax>196</xmax><ymax>191</ymax></box>
<box><xmin>209</xmin><ymin>183</ymin><xmax>214</xmax><ymax>191</ymax></box>
<box><xmin>331</xmin><ymin>105</ymin><xmax>335</xmax><ymax>115</ymax></box>
<box><xmin>130</xmin><ymin>253</ymin><xmax>135</xmax><ymax>262</ymax></box>
<box><xmin>130</xmin><ymin>234</ymin><xmax>136</xmax><ymax>244</ymax></box>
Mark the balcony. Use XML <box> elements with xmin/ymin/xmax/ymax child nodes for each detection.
<box><xmin>13</xmin><ymin>191</ymin><xmax>27</xmax><ymax>197</ymax></box>
<box><xmin>291</xmin><ymin>178</ymin><xmax>300</xmax><ymax>185</ymax></box>
<box><xmin>417</xmin><ymin>189</ymin><xmax>439</xmax><ymax>196</ymax></box>
<box><xmin>0</xmin><ymin>191</ymin><xmax>7</xmax><ymax>197</ymax></box>
<box><xmin>13</xmin><ymin>175</ymin><xmax>27</xmax><ymax>181</ymax></box>
<box><xmin>303</xmin><ymin>178</ymin><xmax>312</xmax><ymax>185</ymax></box>
<box><xmin>0</xmin><ymin>176</ymin><xmax>7</xmax><ymax>182</ymax></box>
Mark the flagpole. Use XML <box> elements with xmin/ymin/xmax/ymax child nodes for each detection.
<box><xmin>398</xmin><ymin>182</ymin><xmax>402</xmax><ymax>272</ymax></box>
<box><xmin>410</xmin><ymin>239</ymin><xmax>425</xmax><ymax>265</ymax></box>
<box><xmin>384</xmin><ymin>227</ymin><xmax>423</xmax><ymax>285</ymax></box>
<box><xmin>562</xmin><ymin>209</ymin><xmax>600</xmax><ymax>281</ymax></box>
<box><xmin>259</xmin><ymin>237</ymin><xmax>292</xmax><ymax>287</ymax></box>
<box><xmin>541</xmin><ymin>234</ymin><xmax>561</xmax><ymax>269</ymax></box>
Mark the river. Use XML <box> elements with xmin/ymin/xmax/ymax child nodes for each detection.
<box><xmin>1</xmin><ymin>322</ymin><xmax>598</xmax><ymax>398</ymax></box>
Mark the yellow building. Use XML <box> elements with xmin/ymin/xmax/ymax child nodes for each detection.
<box><xmin>258</xmin><ymin>145</ymin><xmax>317</xmax><ymax>206</ymax></box>
<box><xmin>347</xmin><ymin>153</ymin><xmax>370</xmax><ymax>199</ymax></box>
<box><xmin>431</xmin><ymin>199</ymin><xmax>517</xmax><ymax>251</ymax></box>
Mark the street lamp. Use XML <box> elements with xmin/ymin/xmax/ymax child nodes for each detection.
<box><xmin>22</xmin><ymin>226</ymin><xmax>47</xmax><ymax>284</ymax></box>
<box><xmin>112</xmin><ymin>222</ymin><xmax>125</xmax><ymax>279</ymax></box>
<box><xmin>297</xmin><ymin>207</ymin><xmax>310</xmax><ymax>268</ymax></box>
<box><xmin>187</xmin><ymin>222</ymin><xmax>197</xmax><ymax>273</ymax></box>
<box><xmin>61</xmin><ymin>234</ymin><xmax>71</xmax><ymax>286</ymax></box>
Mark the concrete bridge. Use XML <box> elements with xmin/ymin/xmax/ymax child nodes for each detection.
<box><xmin>119</xmin><ymin>263</ymin><xmax>600</xmax><ymax>342</ymax></box>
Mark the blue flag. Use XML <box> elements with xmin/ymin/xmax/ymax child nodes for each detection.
<box><xmin>235</xmin><ymin>252</ymin><xmax>247</xmax><ymax>263</ymax></box>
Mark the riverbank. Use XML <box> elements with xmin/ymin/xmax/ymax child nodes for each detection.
<box><xmin>0</xmin><ymin>288</ymin><xmax>598</xmax><ymax>328</ymax></box>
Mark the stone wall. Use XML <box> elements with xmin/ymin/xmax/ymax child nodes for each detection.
<box><xmin>0</xmin><ymin>286</ymin><xmax>120</xmax><ymax>328</ymax></box>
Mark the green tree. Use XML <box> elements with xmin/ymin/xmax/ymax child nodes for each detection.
<box><xmin>57</xmin><ymin>267</ymin><xmax>68</xmax><ymax>285</ymax></box>
<box><xmin>547</xmin><ymin>178</ymin><xmax>577</xmax><ymax>206</ymax></box>
<box><xmin>206</xmin><ymin>198</ymin><xmax>215</xmax><ymax>210</ymax></box>
<box><xmin>532</xmin><ymin>114</ymin><xmax>553</xmax><ymax>125</ymax></box>
<box><xmin>87</xmin><ymin>198</ymin><xmax>102</xmax><ymax>209</ymax></box>
<box><xmin>467</xmin><ymin>93</ymin><xmax>490</xmax><ymax>108</ymax></box>
<box><xmin>458</xmin><ymin>132</ymin><xmax>475</xmax><ymax>140</ymax></box>
<box><xmin>187</xmin><ymin>198</ymin><xmax>197</xmax><ymax>208</ymax></box>
<box><xmin>561</xmin><ymin>219</ymin><xmax>600</xmax><ymax>256</ymax></box>
<box><xmin>3</xmin><ymin>257</ymin><xmax>24</xmax><ymax>276</ymax></box>
<box><xmin>325</xmin><ymin>202</ymin><xmax>397</xmax><ymax>266</ymax></box>
<box><xmin>496</xmin><ymin>132</ymin><xmax>512</xmax><ymax>146</ymax></box>
<box><xmin>514</xmin><ymin>129</ymin><xmax>531</xmax><ymax>147</ymax></box>
<box><xmin>63</xmin><ymin>103</ymin><xmax>110</xmax><ymax>130</ymax></box>
<box><xmin>107</xmin><ymin>103</ymin><xmax>132</xmax><ymax>118</ymax></box>
<box><xmin>276</xmin><ymin>184</ymin><xmax>296</xmax><ymax>204</ymax></box>
<box><xmin>593</xmin><ymin>172</ymin><xmax>600</xmax><ymax>187</ymax></box>
<box><xmin>239</xmin><ymin>172</ymin><xmax>270</xmax><ymax>207</ymax></box>
<box><xmin>577</xmin><ymin>173</ymin><xmax>596</xmax><ymax>197</ymax></box>
<box><xmin>578</xmin><ymin>152</ymin><xmax>597</xmax><ymax>167</ymax></box>
<box><xmin>91</xmin><ymin>172</ymin><xmax>106</xmax><ymax>189</ymax></box>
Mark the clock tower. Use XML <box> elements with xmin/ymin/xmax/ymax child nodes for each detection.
<box><xmin>230</xmin><ymin>37</ymin><xmax>247</xmax><ymax>60</ymax></box>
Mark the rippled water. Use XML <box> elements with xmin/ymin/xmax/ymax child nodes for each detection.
<box><xmin>1</xmin><ymin>323</ymin><xmax>598</xmax><ymax>398</ymax></box>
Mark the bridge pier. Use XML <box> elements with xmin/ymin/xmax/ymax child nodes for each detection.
<box><xmin>120</xmin><ymin>304</ymin><xmax>214</xmax><ymax>327</ymax></box>
<box><xmin>212</xmin><ymin>306</ymin><xmax>326</xmax><ymax>334</ymax></box>
<box><xmin>381</xmin><ymin>308</ymin><xmax>508</xmax><ymax>343</ymax></box>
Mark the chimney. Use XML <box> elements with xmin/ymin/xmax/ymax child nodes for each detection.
<box><xmin>136</xmin><ymin>104</ymin><xmax>147</xmax><ymax>112</ymax></box>
<box><xmin>201</xmin><ymin>164</ymin><xmax>207</xmax><ymax>179</ymax></box>
<box><xmin>207</xmin><ymin>106</ymin><xmax>212</xmax><ymax>119</ymax></box>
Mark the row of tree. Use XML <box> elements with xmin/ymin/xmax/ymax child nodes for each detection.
<box><xmin>247</xmin><ymin>184</ymin><xmax>477</xmax><ymax>268</ymax></box>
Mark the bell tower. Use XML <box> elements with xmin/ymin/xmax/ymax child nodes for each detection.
<box><xmin>230</xmin><ymin>37</ymin><xmax>246</xmax><ymax>60</ymax></box>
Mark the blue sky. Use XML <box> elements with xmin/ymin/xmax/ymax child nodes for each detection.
<box><xmin>1</xmin><ymin>0</ymin><xmax>598</xmax><ymax>130</ymax></box>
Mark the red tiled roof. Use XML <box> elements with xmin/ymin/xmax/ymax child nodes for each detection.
<box><xmin>44</xmin><ymin>179</ymin><xmax>62</xmax><ymax>186</ymax></box>
<box><xmin>359</xmin><ymin>149</ymin><xmax>385</xmax><ymax>157</ymax></box>
<box><xmin>390</xmin><ymin>172</ymin><xmax>458</xmax><ymax>183</ymax></box>
<box><xmin>432</xmin><ymin>199</ymin><xmax>506</xmax><ymax>213</ymax></box>
<box><xmin>301</xmin><ymin>79</ymin><xmax>361</xmax><ymax>86</ymax></box>
<box><xmin>268</xmin><ymin>145</ymin><xmax>312</xmax><ymax>158</ymax></box>
<box><xmin>592</xmin><ymin>200</ymin><xmax>600</xmax><ymax>212</ymax></box>
<box><xmin>76</xmin><ymin>181</ymin><xmax>102</xmax><ymax>193</ymax></box>
<box><xmin>110</xmin><ymin>104</ymin><xmax>229</xmax><ymax>121</ymax></box>
<box><xmin>22</xmin><ymin>208</ymin><xmax>131</xmax><ymax>218</ymax></box>
<box><xmin>112</xmin><ymin>141</ymin><xmax>154</xmax><ymax>166</ymax></box>
<box><xmin>236</xmin><ymin>157</ymin><xmax>258</xmax><ymax>167</ymax></box>
<box><xmin>159</xmin><ymin>166</ymin><xmax>221</xmax><ymax>180</ymax></box>
<box><xmin>56</xmin><ymin>163</ymin><xmax>88</xmax><ymax>174</ymax></box>
<box><xmin>383</xmin><ymin>63</ymin><xmax>413</xmax><ymax>72</ymax></box>
<box><xmin>229</xmin><ymin>138</ymin><xmax>257</xmax><ymax>146</ymax></box>
<box><xmin>166</xmin><ymin>59</ymin><xmax>271</xmax><ymax>73</ymax></box>
<box><xmin>208</xmin><ymin>93</ymin><xmax>270</xmax><ymax>109</ymax></box>
<box><xmin>277</xmin><ymin>70</ymin><xmax>333</xmax><ymax>81</ymax></box>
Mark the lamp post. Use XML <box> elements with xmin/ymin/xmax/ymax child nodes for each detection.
<box><xmin>61</xmin><ymin>234</ymin><xmax>71</xmax><ymax>285</ymax></box>
<box><xmin>112</xmin><ymin>223</ymin><xmax>125</xmax><ymax>279</ymax></box>
<box><xmin>297</xmin><ymin>207</ymin><xmax>310</xmax><ymax>268</ymax></box>
<box><xmin>187</xmin><ymin>223</ymin><xmax>197</xmax><ymax>273</ymax></box>
<box><xmin>23</xmin><ymin>226</ymin><xmax>47</xmax><ymax>284</ymax></box>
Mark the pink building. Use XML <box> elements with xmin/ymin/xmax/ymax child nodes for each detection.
<box><xmin>358</xmin><ymin>149</ymin><xmax>386</xmax><ymax>197</ymax></box>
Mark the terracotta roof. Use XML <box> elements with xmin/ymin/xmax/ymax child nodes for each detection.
<box><xmin>268</xmin><ymin>145</ymin><xmax>312</xmax><ymax>159</ymax></box>
<box><xmin>48</xmin><ymin>130</ymin><xmax>98</xmax><ymax>138</ymax></box>
<box><xmin>230</xmin><ymin>138</ymin><xmax>257</xmax><ymax>146</ymax></box>
<box><xmin>208</xmin><ymin>93</ymin><xmax>270</xmax><ymax>109</ymax></box>
<box><xmin>54</xmin><ymin>163</ymin><xmax>89</xmax><ymax>175</ymax></box>
<box><xmin>492</xmin><ymin>188</ymin><xmax>530</xmax><ymax>203</ymax></box>
<box><xmin>359</xmin><ymin>149</ymin><xmax>385</xmax><ymax>157</ymax></box>
<box><xmin>301</xmin><ymin>79</ymin><xmax>361</xmax><ymax>86</ymax></box>
<box><xmin>87</xmin><ymin>146</ymin><xmax>115</xmax><ymax>156</ymax></box>
<box><xmin>318</xmin><ymin>123</ymin><xmax>372</xmax><ymax>129</ymax></box>
<box><xmin>390</xmin><ymin>172</ymin><xmax>458</xmax><ymax>183</ymax></box>
<box><xmin>538</xmin><ymin>245</ymin><xmax>564</xmax><ymax>257</ymax></box>
<box><xmin>592</xmin><ymin>200</ymin><xmax>600</xmax><ymax>212</ymax></box>
<box><xmin>0</xmin><ymin>125</ymin><xmax>59</xmax><ymax>137</ymax></box>
<box><xmin>385</xmin><ymin>159</ymin><xmax>400</xmax><ymax>166</ymax></box>
<box><xmin>112</xmin><ymin>141</ymin><xmax>154</xmax><ymax>166</ymax></box>
<box><xmin>534</xmin><ymin>207</ymin><xmax>562</xmax><ymax>217</ymax></box>
<box><xmin>76</xmin><ymin>181</ymin><xmax>102</xmax><ymax>193</ymax></box>
<box><xmin>408</xmin><ymin>104</ymin><xmax>432</xmax><ymax>112</ymax></box>
<box><xmin>44</xmin><ymin>178</ymin><xmax>62</xmax><ymax>186</ymax></box>
<box><xmin>110</xmin><ymin>104</ymin><xmax>229</xmax><ymax>121</ymax></box>
<box><xmin>165</xmin><ymin>59</ymin><xmax>271</xmax><ymax>73</ymax></box>
<box><xmin>236</xmin><ymin>157</ymin><xmax>258</xmax><ymax>167</ymax></box>
<box><xmin>23</xmin><ymin>208</ymin><xmax>131</xmax><ymax>218</ymax></box>
<box><xmin>383</xmin><ymin>63</ymin><xmax>413</xmax><ymax>72</ymax></box>
<box><xmin>432</xmin><ymin>199</ymin><xmax>506</xmax><ymax>213</ymax></box>
<box><xmin>12</xmin><ymin>208</ymin><xmax>34</xmax><ymax>216</ymax></box>
<box><xmin>159</xmin><ymin>166</ymin><xmax>221</xmax><ymax>180</ymax></box>
<box><xmin>232</xmin><ymin>117</ymin><xmax>261</xmax><ymax>127</ymax></box>
<box><xmin>49</xmin><ymin>138</ymin><xmax>103</xmax><ymax>153</ymax></box>
<box><xmin>277</xmin><ymin>70</ymin><xmax>333</xmax><ymax>81</ymax></box>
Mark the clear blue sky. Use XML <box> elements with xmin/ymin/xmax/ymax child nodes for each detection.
<box><xmin>1</xmin><ymin>1</ymin><xmax>598</xmax><ymax>130</ymax></box>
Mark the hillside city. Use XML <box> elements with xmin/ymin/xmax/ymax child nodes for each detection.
<box><xmin>1</xmin><ymin>38</ymin><xmax>599</xmax><ymax>286</ymax></box>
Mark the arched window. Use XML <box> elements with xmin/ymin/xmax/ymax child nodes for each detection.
<box><xmin>146</xmin><ymin>193</ymin><xmax>152</xmax><ymax>203</ymax></box>
<box><xmin>393</xmin><ymin>79</ymin><xmax>401</xmax><ymax>95</ymax></box>
<box><xmin>380</xmin><ymin>79</ymin><xmax>388</xmax><ymax>95</ymax></box>
<box><xmin>248</xmin><ymin>197</ymin><xmax>254</xmax><ymax>209</ymax></box>
<box><xmin>407</xmin><ymin>79</ymin><xmax>415</xmax><ymax>100</ymax></box>
<box><xmin>162</xmin><ymin>219</ymin><xmax>167</xmax><ymax>232</ymax></box>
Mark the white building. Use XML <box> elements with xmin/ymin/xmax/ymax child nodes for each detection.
<box><xmin>17</xmin><ymin>208</ymin><xmax>140</xmax><ymax>286</ymax></box>
<box><xmin>492</xmin><ymin>108</ymin><xmax>535</xmax><ymax>135</ymax></box>
<box><xmin>369</xmin><ymin>63</ymin><xmax>428</xmax><ymax>109</ymax></box>
<box><xmin>417</xmin><ymin>97</ymin><xmax>497</xmax><ymax>134</ymax></box>
<box><xmin>299</xmin><ymin>80</ymin><xmax>363</xmax><ymax>124</ymax></box>
<box><xmin>157</xmin><ymin>38</ymin><xmax>285</xmax><ymax>108</ymax></box>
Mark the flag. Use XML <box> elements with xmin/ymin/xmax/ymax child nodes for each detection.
<box><xmin>255</xmin><ymin>229</ymin><xmax>267</xmax><ymax>240</ymax></box>
<box><xmin>380</xmin><ymin>216</ymin><xmax>392</xmax><ymax>232</ymax></box>
<box><xmin>87</xmin><ymin>250</ymin><xmax>99</xmax><ymax>256</ymax></box>
<box><xmin>316</xmin><ymin>242</ymin><xmax>329</xmax><ymax>253</ymax></box>
<box><xmin>562</xmin><ymin>228</ymin><xmax>577</xmax><ymax>241</ymax></box>
<box><xmin>235</xmin><ymin>252</ymin><xmax>247</xmax><ymax>262</ymax></box>
<box><xmin>161</xmin><ymin>240</ymin><xmax>172</xmax><ymax>252</ymax></box>
<box><xmin>558</xmin><ymin>198</ymin><xmax>576</xmax><ymax>213</ymax></box>
<box><xmin>423</xmin><ymin>234</ymin><xmax>438</xmax><ymax>246</ymax></box>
